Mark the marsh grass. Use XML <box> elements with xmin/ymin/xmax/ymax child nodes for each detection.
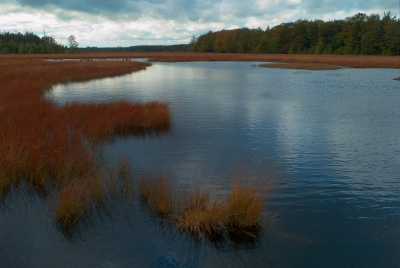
<box><xmin>136</xmin><ymin>151</ymin><xmax>284</xmax><ymax>239</ymax></box>
<box><xmin>226</xmin><ymin>179</ymin><xmax>263</xmax><ymax>229</ymax></box>
<box><xmin>174</xmin><ymin>172</ymin><xmax>274</xmax><ymax>238</ymax></box>
<box><xmin>139</xmin><ymin>174</ymin><xmax>174</xmax><ymax>215</ymax></box>
<box><xmin>3</xmin><ymin>53</ymin><xmax>398</xmax><ymax>68</ymax></box>
<box><xmin>54</xmin><ymin>168</ymin><xmax>107</xmax><ymax>225</ymax></box>
<box><xmin>176</xmin><ymin>183</ymin><xmax>227</xmax><ymax>236</ymax></box>
<box><xmin>0</xmin><ymin>54</ymin><xmax>286</xmax><ymax>240</ymax></box>
<box><xmin>18</xmin><ymin>52</ymin><xmax>398</xmax><ymax>68</ymax></box>
<box><xmin>258</xmin><ymin>62</ymin><xmax>340</xmax><ymax>70</ymax></box>
<box><xmin>0</xmin><ymin>57</ymin><xmax>171</xmax><ymax>229</ymax></box>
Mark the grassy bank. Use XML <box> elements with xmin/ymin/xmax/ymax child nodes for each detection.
<box><xmin>3</xmin><ymin>53</ymin><xmax>398</xmax><ymax>69</ymax></box>
<box><xmin>0</xmin><ymin>57</ymin><xmax>170</xmax><ymax>226</ymax></box>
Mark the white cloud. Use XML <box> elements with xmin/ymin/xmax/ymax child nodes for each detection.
<box><xmin>0</xmin><ymin>0</ymin><xmax>397</xmax><ymax>47</ymax></box>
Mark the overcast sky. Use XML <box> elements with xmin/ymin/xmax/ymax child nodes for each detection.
<box><xmin>0</xmin><ymin>0</ymin><xmax>398</xmax><ymax>47</ymax></box>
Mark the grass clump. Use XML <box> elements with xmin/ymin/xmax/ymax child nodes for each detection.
<box><xmin>137</xmin><ymin>171</ymin><xmax>269</xmax><ymax>238</ymax></box>
<box><xmin>175</xmin><ymin>180</ymin><xmax>265</xmax><ymax>237</ymax></box>
<box><xmin>226</xmin><ymin>179</ymin><xmax>263</xmax><ymax>229</ymax></box>
<box><xmin>55</xmin><ymin>180</ymin><xmax>88</xmax><ymax>226</ymax></box>
<box><xmin>139</xmin><ymin>174</ymin><xmax>173</xmax><ymax>215</ymax></box>
<box><xmin>54</xmin><ymin>169</ymin><xmax>106</xmax><ymax>226</ymax></box>
<box><xmin>176</xmin><ymin>185</ymin><xmax>227</xmax><ymax>236</ymax></box>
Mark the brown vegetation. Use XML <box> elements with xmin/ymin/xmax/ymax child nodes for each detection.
<box><xmin>0</xmin><ymin>56</ymin><xmax>170</xmax><ymax>226</ymax></box>
<box><xmin>394</xmin><ymin>77</ymin><xmax>400</xmax><ymax>81</ymax></box>
<box><xmin>258</xmin><ymin>62</ymin><xmax>340</xmax><ymax>70</ymax></box>
<box><xmin>138</xmin><ymin>163</ymin><xmax>276</xmax><ymax>238</ymax></box>
<box><xmin>139</xmin><ymin>174</ymin><xmax>174</xmax><ymax>215</ymax></box>
<box><xmin>138</xmin><ymin>174</ymin><xmax>265</xmax><ymax>237</ymax></box>
<box><xmin>0</xmin><ymin>54</ymin><xmax>283</xmax><ymax>239</ymax></box>
<box><xmin>3</xmin><ymin>53</ymin><xmax>398</xmax><ymax>68</ymax></box>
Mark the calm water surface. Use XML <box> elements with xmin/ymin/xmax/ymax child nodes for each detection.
<box><xmin>2</xmin><ymin>62</ymin><xmax>400</xmax><ymax>267</ymax></box>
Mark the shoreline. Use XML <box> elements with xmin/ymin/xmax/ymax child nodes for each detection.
<box><xmin>1</xmin><ymin>53</ymin><xmax>399</xmax><ymax>69</ymax></box>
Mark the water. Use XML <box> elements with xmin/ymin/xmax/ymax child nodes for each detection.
<box><xmin>2</xmin><ymin>62</ymin><xmax>400</xmax><ymax>267</ymax></box>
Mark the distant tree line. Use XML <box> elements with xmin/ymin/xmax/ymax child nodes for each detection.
<box><xmin>0</xmin><ymin>30</ymin><xmax>189</xmax><ymax>54</ymax></box>
<box><xmin>190</xmin><ymin>12</ymin><xmax>400</xmax><ymax>55</ymax></box>
<box><xmin>0</xmin><ymin>31</ymin><xmax>69</xmax><ymax>54</ymax></box>
<box><xmin>79</xmin><ymin>44</ymin><xmax>189</xmax><ymax>53</ymax></box>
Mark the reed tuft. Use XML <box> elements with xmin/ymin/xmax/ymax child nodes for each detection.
<box><xmin>226</xmin><ymin>179</ymin><xmax>263</xmax><ymax>229</ymax></box>
<box><xmin>139</xmin><ymin>174</ymin><xmax>173</xmax><ymax>215</ymax></box>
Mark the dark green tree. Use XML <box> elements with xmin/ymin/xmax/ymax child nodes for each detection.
<box><xmin>68</xmin><ymin>35</ymin><xmax>79</xmax><ymax>51</ymax></box>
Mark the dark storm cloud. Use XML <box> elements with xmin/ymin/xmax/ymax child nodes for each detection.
<box><xmin>9</xmin><ymin>0</ymin><xmax>400</xmax><ymax>24</ymax></box>
<box><xmin>13</xmin><ymin>0</ymin><xmax>217</xmax><ymax>21</ymax></box>
<box><xmin>15</xmin><ymin>0</ymin><xmax>161</xmax><ymax>16</ymax></box>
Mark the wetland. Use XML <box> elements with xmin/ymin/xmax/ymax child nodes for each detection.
<box><xmin>1</xmin><ymin>55</ymin><xmax>400</xmax><ymax>267</ymax></box>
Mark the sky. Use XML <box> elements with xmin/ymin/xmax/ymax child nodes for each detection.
<box><xmin>0</xmin><ymin>0</ymin><xmax>398</xmax><ymax>47</ymax></box>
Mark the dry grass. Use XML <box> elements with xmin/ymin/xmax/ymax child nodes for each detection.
<box><xmin>4</xmin><ymin>53</ymin><xmax>398</xmax><ymax>68</ymax></box>
<box><xmin>174</xmin><ymin>178</ymin><xmax>268</xmax><ymax>236</ymax></box>
<box><xmin>258</xmin><ymin>62</ymin><xmax>340</xmax><ymax>70</ymax></box>
<box><xmin>226</xmin><ymin>179</ymin><xmax>263</xmax><ymax>229</ymax></box>
<box><xmin>176</xmin><ymin>185</ymin><xmax>227</xmax><ymax>236</ymax></box>
<box><xmin>54</xmin><ymin>168</ymin><xmax>106</xmax><ymax>226</ymax></box>
<box><xmin>0</xmin><ymin>56</ymin><xmax>171</xmax><ymax>227</ymax></box>
<box><xmin>136</xmin><ymin>171</ymin><xmax>269</xmax><ymax>238</ymax></box>
<box><xmin>139</xmin><ymin>174</ymin><xmax>174</xmax><ymax>215</ymax></box>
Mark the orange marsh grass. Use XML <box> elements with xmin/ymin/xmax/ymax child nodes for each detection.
<box><xmin>175</xmin><ymin>176</ymin><xmax>272</xmax><ymax>236</ymax></box>
<box><xmin>138</xmin><ymin>151</ymin><xmax>281</xmax><ymax>238</ymax></box>
<box><xmin>139</xmin><ymin>174</ymin><xmax>174</xmax><ymax>215</ymax></box>
<box><xmin>54</xmin><ymin>169</ymin><xmax>107</xmax><ymax>226</ymax></box>
<box><xmin>17</xmin><ymin>53</ymin><xmax>398</xmax><ymax>69</ymax></box>
<box><xmin>0</xmin><ymin>56</ymin><xmax>171</xmax><ymax>228</ymax></box>
<box><xmin>226</xmin><ymin>179</ymin><xmax>264</xmax><ymax>229</ymax></box>
<box><xmin>175</xmin><ymin>184</ymin><xmax>227</xmax><ymax>236</ymax></box>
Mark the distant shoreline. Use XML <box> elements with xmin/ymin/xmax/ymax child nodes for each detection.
<box><xmin>1</xmin><ymin>53</ymin><xmax>399</xmax><ymax>69</ymax></box>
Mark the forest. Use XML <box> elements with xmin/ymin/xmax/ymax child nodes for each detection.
<box><xmin>0</xmin><ymin>30</ymin><xmax>189</xmax><ymax>54</ymax></box>
<box><xmin>1</xmin><ymin>12</ymin><xmax>398</xmax><ymax>55</ymax></box>
<box><xmin>0</xmin><ymin>31</ymin><xmax>68</xmax><ymax>54</ymax></box>
<box><xmin>190</xmin><ymin>12</ymin><xmax>400</xmax><ymax>55</ymax></box>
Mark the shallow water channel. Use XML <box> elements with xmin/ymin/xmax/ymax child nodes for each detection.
<box><xmin>1</xmin><ymin>62</ymin><xmax>400</xmax><ymax>267</ymax></box>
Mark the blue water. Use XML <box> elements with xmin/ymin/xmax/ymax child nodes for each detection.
<box><xmin>2</xmin><ymin>62</ymin><xmax>399</xmax><ymax>267</ymax></box>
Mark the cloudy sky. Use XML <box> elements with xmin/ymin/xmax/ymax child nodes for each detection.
<box><xmin>0</xmin><ymin>0</ymin><xmax>398</xmax><ymax>47</ymax></box>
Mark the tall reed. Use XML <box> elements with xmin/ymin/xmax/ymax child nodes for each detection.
<box><xmin>139</xmin><ymin>174</ymin><xmax>173</xmax><ymax>215</ymax></box>
<box><xmin>175</xmin><ymin>184</ymin><xmax>227</xmax><ymax>236</ymax></box>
